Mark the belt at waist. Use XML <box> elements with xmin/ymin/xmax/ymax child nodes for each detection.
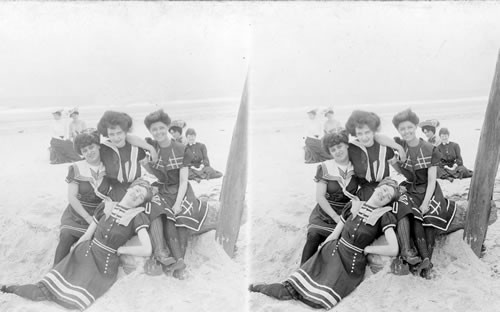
<box><xmin>340</xmin><ymin>237</ymin><xmax>364</xmax><ymax>253</ymax></box>
<box><xmin>91</xmin><ymin>238</ymin><xmax>117</xmax><ymax>254</ymax></box>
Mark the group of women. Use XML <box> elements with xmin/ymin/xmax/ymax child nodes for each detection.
<box><xmin>2</xmin><ymin>109</ymin><xmax>208</xmax><ymax>310</ymax></box>
<box><xmin>251</xmin><ymin>108</ymin><xmax>460</xmax><ymax>309</ymax></box>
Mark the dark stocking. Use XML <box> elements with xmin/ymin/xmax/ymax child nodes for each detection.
<box><xmin>300</xmin><ymin>230</ymin><xmax>327</xmax><ymax>265</ymax></box>
<box><xmin>53</xmin><ymin>231</ymin><xmax>79</xmax><ymax>266</ymax></box>
<box><xmin>413</xmin><ymin>220</ymin><xmax>430</xmax><ymax>260</ymax></box>
<box><xmin>3</xmin><ymin>284</ymin><xmax>48</xmax><ymax>301</ymax></box>
<box><xmin>249</xmin><ymin>283</ymin><xmax>294</xmax><ymax>300</ymax></box>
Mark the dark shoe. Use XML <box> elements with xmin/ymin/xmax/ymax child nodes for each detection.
<box><xmin>249</xmin><ymin>284</ymin><xmax>266</xmax><ymax>292</ymax></box>
<box><xmin>155</xmin><ymin>249</ymin><xmax>176</xmax><ymax>267</ymax></box>
<box><xmin>401</xmin><ymin>249</ymin><xmax>422</xmax><ymax>265</ymax></box>
<box><xmin>415</xmin><ymin>258</ymin><xmax>431</xmax><ymax>277</ymax></box>
<box><xmin>144</xmin><ymin>258</ymin><xmax>163</xmax><ymax>276</ymax></box>
<box><xmin>420</xmin><ymin>262</ymin><xmax>434</xmax><ymax>279</ymax></box>
<box><xmin>391</xmin><ymin>257</ymin><xmax>410</xmax><ymax>275</ymax></box>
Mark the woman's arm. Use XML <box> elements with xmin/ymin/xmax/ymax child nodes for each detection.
<box><xmin>172</xmin><ymin>167</ymin><xmax>189</xmax><ymax>215</ymax></box>
<box><xmin>74</xmin><ymin>221</ymin><xmax>98</xmax><ymax>247</ymax></box>
<box><xmin>116</xmin><ymin>228</ymin><xmax>152</xmax><ymax>257</ymax></box>
<box><xmin>374</xmin><ymin>133</ymin><xmax>406</xmax><ymax>162</ymax></box>
<box><xmin>453</xmin><ymin>143</ymin><xmax>463</xmax><ymax>167</ymax></box>
<box><xmin>315</xmin><ymin>182</ymin><xmax>341</xmax><ymax>223</ymax></box>
<box><xmin>126</xmin><ymin>134</ymin><xmax>158</xmax><ymax>162</ymax></box>
<box><xmin>420</xmin><ymin>166</ymin><xmax>437</xmax><ymax>214</ymax></box>
<box><xmin>323</xmin><ymin>220</ymin><xmax>345</xmax><ymax>244</ymax></box>
<box><xmin>67</xmin><ymin>183</ymin><xmax>93</xmax><ymax>225</ymax></box>
<box><xmin>364</xmin><ymin>227</ymin><xmax>399</xmax><ymax>257</ymax></box>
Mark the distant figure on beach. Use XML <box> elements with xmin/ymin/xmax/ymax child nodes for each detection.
<box><xmin>169</xmin><ymin>126</ymin><xmax>187</xmax><ymax>145</ymax></box>
<box><xmin>1</xmin><ymin>179</ymin><xmax>154</xmax><ymax>310</ymax></box>
<box><xmin>391</xmin><ymin>109</ymin><xmax>457</xmax><ymax>279</ymax></box>
<box><xmin>304</xmin><ymin>108</ymin><xmax>332</xmax><ymax>163</ymax></box>
<box><xmin>184</xmin><ymin>128</ymin><xmax>223</xmax><ymax>182</ymax></box>
<box><xmin>323</xmin><ymin>108</ymin><xmax>342</xmax><ymax>134</ymax></box>
<box><xmin>300</xmin><ymin>130</ymin><xmax>359</xmax><ymax>265</ymax></box>
<box><xmin>249</xmin><ymin>178</ymin><xmax>400</xmax><ymax>309</ymax></box>
<box><xmin>142</xmin><ymin>110</ymin><xmax>209</xmax><ymax>279</ymax></box>
<box><xmin>53</xmin><ymin>130</ymin><xmax>111</xmax><ymax>266</ymax></box>
<box><xmin>436</xmin><ymin>128</ymin><xmax>473</xmax><ymax>181</ymax></box>
<box><xmin>49</xmin><ymin>109</ymin><xmax>82</xmax><ymax>164</ymax></box>
<box><xmin>419</xmin><ymin>119</ymin><xmax>441</xmax><ymax>146</ymax></box>
<box><xmin>68</xmin><ymin>108</ymin><xmax>87</xmax><ymax>141</ymax></box>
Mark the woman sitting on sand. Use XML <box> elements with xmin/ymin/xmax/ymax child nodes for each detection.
<box><xmin>53</xmin><ymin>130</ymin><xmax>111</xmax><ymax>266</ymax></box>
<box><xmin>304</xmin><ymin>108</ymin><xmax>332</xmax><ymax>163</ymax></box>
<box><xmin>49</xmin><ymin>109</ymin><xmax>82</xmax><ymax>164</ymax></box>
<box><xmin>436</xmin><ymin>128</ymin><xmax>473</xmax><ymax>181</ymax></box>
<box><xmin>68</xmin><ymin>108</ymin><xmax>87</xmax><ymax>141</ymax></box>
<box><xmin>142</xmin><ymin>109</ymin><xmax>209</xmax><ymax>279</ymax></box>
<box><xmin>97</xmin><ymin>111</ymin><xmax>174</xmax><ymax>272</ymax></box>
<box><xmin>249</xmin><ymin>178</ymin><xmax>400</xmax><ymax>309</ymax></box>
<box><xmin>300</xmin><ymin>130</ymin><xmax>359</xmax><ymax>265</ymax></box>
<box><xmin>391</xmin><ymin>109</ymin><xmax>457</xmax><ymax>278</ymax></box>
<box><xmin>184</xmin><ymin>128</ymin><xmax>223</xmax><ymax>182</ymax></box>
<box><xmin>1</xmin><ymin>179</ymin><xmax>153</xmax><ymax>310</ymax></box>
<box><xmin>419</xmin><ymin>119</ymin><xmax>441</xmax><ymax>147</ymax></box>
<box><xmin>323</xmin><ymin>108</ymin><xmax>342</xmax><ymax>134</ymax></box>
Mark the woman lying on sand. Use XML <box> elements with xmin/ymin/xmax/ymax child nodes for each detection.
<box><xmin>1</xmin><ymin>179</ymin><xmax>154</xmax><ymax>310</ymax></box>
<box><xmin>250</xmin><ymin>178</ymin><xmax>400</xmax><ymax>309</ymax></box>
<box><xmin>142</xmin><ymin>109</ymin><xmax>209</xmax><ymax>279</ymax></box>
<box><xmin>391</xmin><ymin>109</ymin><xmax>457</xmax><ymax>278</ymax></box>
<box><xmin>53</xmin><ymin>130</ymin><xmax>111</xmax><ymax>266</ymax></box>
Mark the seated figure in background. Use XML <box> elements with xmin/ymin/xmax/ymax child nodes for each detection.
<box><xmin>436</xmin><ymin>127</ymin><xmax>473</xmax><ymax>181</ymax></box>
<box><xmin>304</xmin><ymin>108</ymin><xmax>332</xmax><ymax>164</ymax></box>
<box><xmin>49</xmin><ymin>109</ymin><xmax>82</xmax><ymax>164</ymax></box>
<box><xmin>184</xmin><ymin>128</ymin><xmax>223</xmax><ymax>182</ymax></box>
<box><xmin>419</xmin><ymin>119</ymin><xmax>441</xmax><ymax>147</ymax></box>
<box><xmin>68</xmin><ymin>108</ymin><xmax>87</xmax><ymax>141</ymax></box>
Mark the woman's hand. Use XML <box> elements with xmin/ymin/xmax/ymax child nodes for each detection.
<box><xmin>419</xmin><ymin>201</ymin><xmax>430</xmax><ymax>214</ymax></box>
<box><xmin>172</xmin><ymin>202</ymin><xmax>182</xmax><ymax>215</ymax></box>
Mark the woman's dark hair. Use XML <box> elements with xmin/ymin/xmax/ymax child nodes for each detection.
<box><xmin>439</xmin><ymin>127</ymin><xmax>450</xmax><ymax>136</ymax></box>
<box><xmin>169</xmin><ymin>126</ymin><xmax>183</xmax><ymax>135</ymax></box>
<box><xmin>421</xmin><ymin>125</ymin><xmax>436</xmax><ymax>134</ymax></box>
<box><xmin>322</xmin><ymin>129</ymin><xmax>349</xmax><ymax>154</ymax></box>
<box><xmin>345</xmin><ymin>110</ymin><xmax>381</xmax><ymax>136</ymax></box>
<box><xmin>392</xmin><ymin>108</ymin><xmax>420</xmax><ymax>129</ymax></box>
<box><xmin>144</xmin><ymin>109</ymin><xmax>171</xmax><ymax>130</ymax></box>
<box><xmin>97</xmin><ymin>111</ymin><xmax>133</xmax><ymax>137</ymax></box>
<box><xmin>73</xmin><ymin>130</ymin><xmax>101</xmax><ymax>155</ymax></box>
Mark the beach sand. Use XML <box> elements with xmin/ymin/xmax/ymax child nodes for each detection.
<box><xmin>248</xmin><ymin>101</ymin><xmax>500</xmax><ymax>312</ymax></box>
<box><xmin>0</xmin><ymin>102</ymin><xmax>248</xmax><ymax>312</ymax></box>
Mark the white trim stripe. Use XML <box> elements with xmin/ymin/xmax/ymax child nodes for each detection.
<box><xmin>288</xmin><ymin>269</ymin><xmax>340</xmax><ymax>309</ymax></box>
<box><xmin>60</xmin><ymin>225</ymin><xmax>87</xmax><ymax>233</ymax></box>
<box><xmin>92</xmin><ymin>238</ymin><xmax>117</xmax><ymax>254</ymax></box>
<box><xmin>382</xmin><ymin>224</ymin><xmax>395</xmax><ymax>232</ymax></box>
<box><xmin>43</xmin><ymin>270</ymin><xmax>96</xmax><ymax>309</ymax></box>
<box><xmin>307</xmin><ymin>224</ymin><xmax>335</xmax><ymax>233</ymax></box>
<box><xmin>135</xmin><ymin>224</ymin><xmax>149</xmax><ymax>233</ymax></box>
<box><xmin>340</xmin><ymin>238</ymin><xmax>364</xmax><ymax>253</ymax></box>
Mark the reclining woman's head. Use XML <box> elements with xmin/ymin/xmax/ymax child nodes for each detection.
<box><xmin>123</xmin><ymin>178</ymin><xmax>154</xmax><ymax>206</ymax></box>
<box><xmin>369</xmin><ymin>177</ymin><xmax>401</xmax><ymax>207</ymax></box>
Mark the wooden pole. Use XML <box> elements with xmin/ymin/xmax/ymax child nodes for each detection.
<box><xmin>215</xmin><ymin>74</ymin><xmax>248</xmax><ymax>257</ymax></box>
<box><xmin>464</xmin><ymin>51</ymin><xmax>500</xmax><ymax>256</ymax></box>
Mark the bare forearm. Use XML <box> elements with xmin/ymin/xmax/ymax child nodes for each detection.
<box><xmin>117</xmin><ymin>245</ymin><xmax>151</xmax><ymax>257</ymax></box>
<box><xmin>364</xmin><ymin>244</ymin><xmax>398</xmax><ymax>257</ymax></box>
<box><xmin>317</xmin><ymin>198</ymin><xmax>340</xmax><ymax>223</ymax></box>
<box><xmin>68</xmin><ymin>197</ymin><xmax>93</xmax><ymax>224</ymax></box>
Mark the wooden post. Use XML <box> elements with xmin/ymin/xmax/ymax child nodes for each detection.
<box><xmin>464</xmin><ymin>51</ymin><xmax>500</xmax><ymax>256</ymax></box>
<box><xmin>215</xmin><ymin>74</ymin><xmax>248</xmax><ymax>257</ymax></box>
